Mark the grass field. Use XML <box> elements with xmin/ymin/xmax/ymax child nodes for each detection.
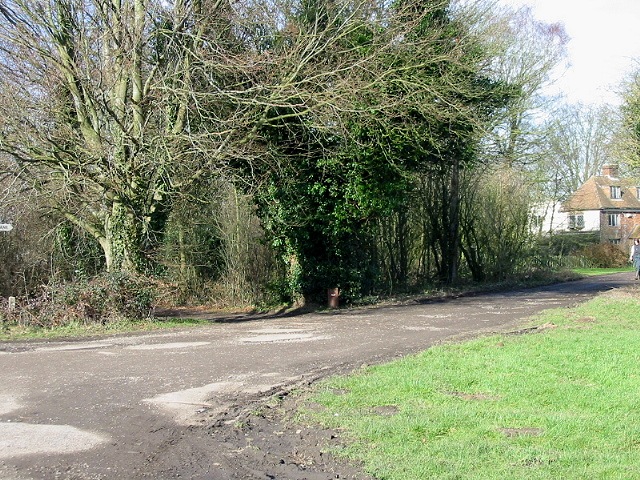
<box><xmin>304</xmin><ymin>286</ymin><xmax>640</xmax><ymax>479</ymax></box>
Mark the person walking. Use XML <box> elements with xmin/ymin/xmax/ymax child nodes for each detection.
<box><xmin>630</xmin><ymin>239</ymin><xmax>640</xmax><ymax>280</ymax></box>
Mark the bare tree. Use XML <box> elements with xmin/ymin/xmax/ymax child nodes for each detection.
<box><xmin>459</xmin><ymin>165</ymin><xmax>534</xmax><ymax>280</ymax></box>
<box><xmin>481</xmin><ymin>4</ymin><xmax>568</xmax><ymax>166</ymax></box>
<box><xmin>543</xmin><ymin>102</ymin><xmax>616</xmax><ymax>197</ymax></box>
<box><xmin>615</xmin><ymin>68</ymin><xmax>640</xmax><ymax>169</ymax></box>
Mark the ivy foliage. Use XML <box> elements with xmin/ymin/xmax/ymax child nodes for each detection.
<box><xmin>251</xmin><ymin>0</ymin><xmax>513</xmax><ymax>302</ymax></box>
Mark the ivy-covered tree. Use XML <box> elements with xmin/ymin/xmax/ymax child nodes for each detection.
<box><xmin>250</xmin><ymin>0</ymin><xmax>514</xmax><ymax>302</ymax></box>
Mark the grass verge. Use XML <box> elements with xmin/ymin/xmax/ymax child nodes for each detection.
<box><xmin>0</xmin><ymin>317</ymin><xmax>210</xmax><ymax>341</ymax></box>
<box><xmin>302</xmin><ymin>286</ymin><xmax>640</xmax><ymax>479</ymax></box>
<box><xmin>572</xmin><ymin>266</ymin><xmax>633</xmax><ymax>276</ymax></box>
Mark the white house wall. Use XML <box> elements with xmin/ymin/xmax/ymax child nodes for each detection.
<box><xmin>533</xmin><ymin>202</ymin><xmax>566</xmax><ymax>233</ymax></box>
<box><xmin>582</xmin><ymin>210</ymin><xmax>600</xmax><ymax>231</ymax></box>
<box><xmin>533</xmin><ymin>202</ymin><xmax>601</xmax><ymax>234</ymax></box>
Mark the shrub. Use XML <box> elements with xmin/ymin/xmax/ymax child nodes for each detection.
<box><xmin>577</xmin><ymin>243</ymin><xmax>628</xmax><ymax>268</ymax></box>
<box><xmin>536</xmin><ymin>232</ymin><xmax>600</xmax><ymax>256</ymax></box>
<box><xmin>1</xmin><ymin>273</ymin><xmax>157</xmax><ymax>328</ymax></box>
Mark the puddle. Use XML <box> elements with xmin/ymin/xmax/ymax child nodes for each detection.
<box><xmin>0</xmin><ymin>423</ymin><xmax>107</xmax><ymax>458</ymax></box>
<box><xmin>0</xmin><ymin>395</ymin><xmax>20</xmax><ymax>416</ymax></box>
<box><xmin>35</xmin><ymin>342</ymin><xmax>113</xmax><ymax>352</ymax></box>
<box><xmin>238</xmin><ymin>333</ymin><xmax>319</xmax><ymax>343</ymax></box>
<box><xmin>126</xmin><ymin>342</ymin><xmax>210</xmax><ymax>350</ymax></box>
<box><xmin>0</xmin><ymin>394</ymin><xmax>107</xmax><ymax>459</ymax></box>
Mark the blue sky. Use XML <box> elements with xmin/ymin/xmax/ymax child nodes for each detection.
<box><xmin>497</xmin><ymin>0</ymin><xmax>640</xmax><ymax>105</ymax></box>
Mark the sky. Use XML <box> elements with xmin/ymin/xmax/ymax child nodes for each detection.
<box><xmin>496</xmin><ymin>0</ymin><xmax>640</xmax><ymax>106</ymax></box>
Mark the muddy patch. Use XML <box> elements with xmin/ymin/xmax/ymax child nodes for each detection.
<box><xmin>144</xmin><ymin>381</ymin><xmax>244</xmax><ymax>425</ymax></box>
<box><xmin>194</xmin><ymin>389</ymin><xmax>374</xmax><ymax>480</ymax></box>
<box><xmin>371</xmin><ymin>405</ymin><xmax>399</xmax><ymax>416</ymax></box>
<box><xmin>144</xmin><ymin>375</ymin><xmax>295</xmax><ymax>425</ymax></box>
<box><xmin>576</xmin><ymin>316</ymin><xmax>596</xmax><ymax>323</ymax></box>
<box><xmin>447</xmin><ymin>391</ymin><xmax>501</xmax><ymax>401</ymax></box>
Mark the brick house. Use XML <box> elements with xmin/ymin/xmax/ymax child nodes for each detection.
<box><xmin>561</xmin><ymin>164</ymin><xmax>640</xmax><ymax>250</ymax></box>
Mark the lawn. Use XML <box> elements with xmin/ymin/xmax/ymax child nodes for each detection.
<box><xmin>304</xmin><ymin>286</ymin><xmax>640</xmax><ymax>479</ymax></box>
<box><xmin>572</xmin><ymin>266</ymin><xmax>634</xmax><ymax>276</ymax></box>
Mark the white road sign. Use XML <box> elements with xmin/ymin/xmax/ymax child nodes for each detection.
<box><xmin>0</xmin><ymin>224</ymin><xmax>13</xmax><ymax>232</ymax></box>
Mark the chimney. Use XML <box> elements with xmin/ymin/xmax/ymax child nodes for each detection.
<box><xmin>602</xmin><ymin>164</ymin><xmax>619</xmax><ymax>177</ymax></box>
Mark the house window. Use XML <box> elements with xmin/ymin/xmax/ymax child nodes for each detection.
<box><xmin>610</xmin><ymin>186</ymin><xmax>621</xmax><ymax>199</ymax></box>
<box><xmin>608</xmin><ymin>213</ymin><xmax>620</xmax><ymax>226</ymax></box>
<box><xmin>568</xmin><ymin>214</ymin><xmax>584</xmax><ymax>230</ymax></box>
<box><xmin>610</xmin><ymin>238</ymin><xmax>621</xmax><ymax>245</ymax></box>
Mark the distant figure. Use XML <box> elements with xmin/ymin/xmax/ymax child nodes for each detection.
<box><xmin>630</xmin><ymin>239</ymin><xmax>640</xmax><ymax>280</ymax></box>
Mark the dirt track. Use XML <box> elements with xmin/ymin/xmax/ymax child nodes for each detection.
<box><xmin>0</xmin><ymin>273</ymin><xmax>633</xmax><ymax>479</ymax></box>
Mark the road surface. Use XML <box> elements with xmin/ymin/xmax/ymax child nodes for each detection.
<box><xmin>0</xmin><ymin>273</ymin><xmax>633</xmax><ymax>479</ymax></box>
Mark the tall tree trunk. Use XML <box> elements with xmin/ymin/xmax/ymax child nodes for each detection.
<box><xmin>447</xmin><ymin>156</ymin><xmax>460</xmax><ymax>283</ymax></box>
<box><xmin>101</xmin><ymin>200</ymin><xmax>145</xmax><ymax>273</ymax></box>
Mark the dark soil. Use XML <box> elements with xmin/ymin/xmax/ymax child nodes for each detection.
<box><xmin>207</xmin><ymin>391</ymin><xmax>371</xmax><ymax>480</ymax></box>
<box><xmin>140</xmin><ymin>382</ymin><xmax>374</xmax><ymax>480</ymax></box>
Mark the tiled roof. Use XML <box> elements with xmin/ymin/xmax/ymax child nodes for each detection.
<box><xmin>630</xmin><ymin>225</ymin><xmax>640</xmax><ymax>239</ymax></box>
<box><xmin>562</xmin><ymin>175</ymin><xmax>640</xmax><ymax>212</ymax></box>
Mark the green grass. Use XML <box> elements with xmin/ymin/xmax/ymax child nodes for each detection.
<box><xmin>0</xmin><ymin>317</ymin><xmax>209</xmax><ymax>341</ymax></box>
<box><xmin>572</xmin><ymin>266</ymin><xmax>633</xmax><ymax>276</ymax></box>
<box><xmin>303</xmin><ymin>287</ymin><xmax>640</xmax><ymax>479</ymax></box>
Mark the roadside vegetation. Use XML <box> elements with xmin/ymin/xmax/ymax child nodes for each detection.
<box><xmin>302</xmin><ymin>286</ymin><xmax>640</xmax><ymax>479</ymax></box>
<box><xmin>0</xmin><ymin>317</ymin><xmax>209</xmax><ymax>342</ymax></box>
<box><xmin>0</xmin><ymin>267</ymin><xmax>621</xmax><ymax>341</ymax></box>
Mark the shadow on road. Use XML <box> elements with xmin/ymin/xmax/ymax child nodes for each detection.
<box><xmin>155</xmin><ymin>272</ymin><xmax>635</xmax><ymax>324</ymax></box>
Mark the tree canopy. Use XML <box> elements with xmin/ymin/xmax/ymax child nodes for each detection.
<box><xmin>0</xmin><ymin>0</ymin><xmax>575</xmax><ymax>306</ymax></box>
